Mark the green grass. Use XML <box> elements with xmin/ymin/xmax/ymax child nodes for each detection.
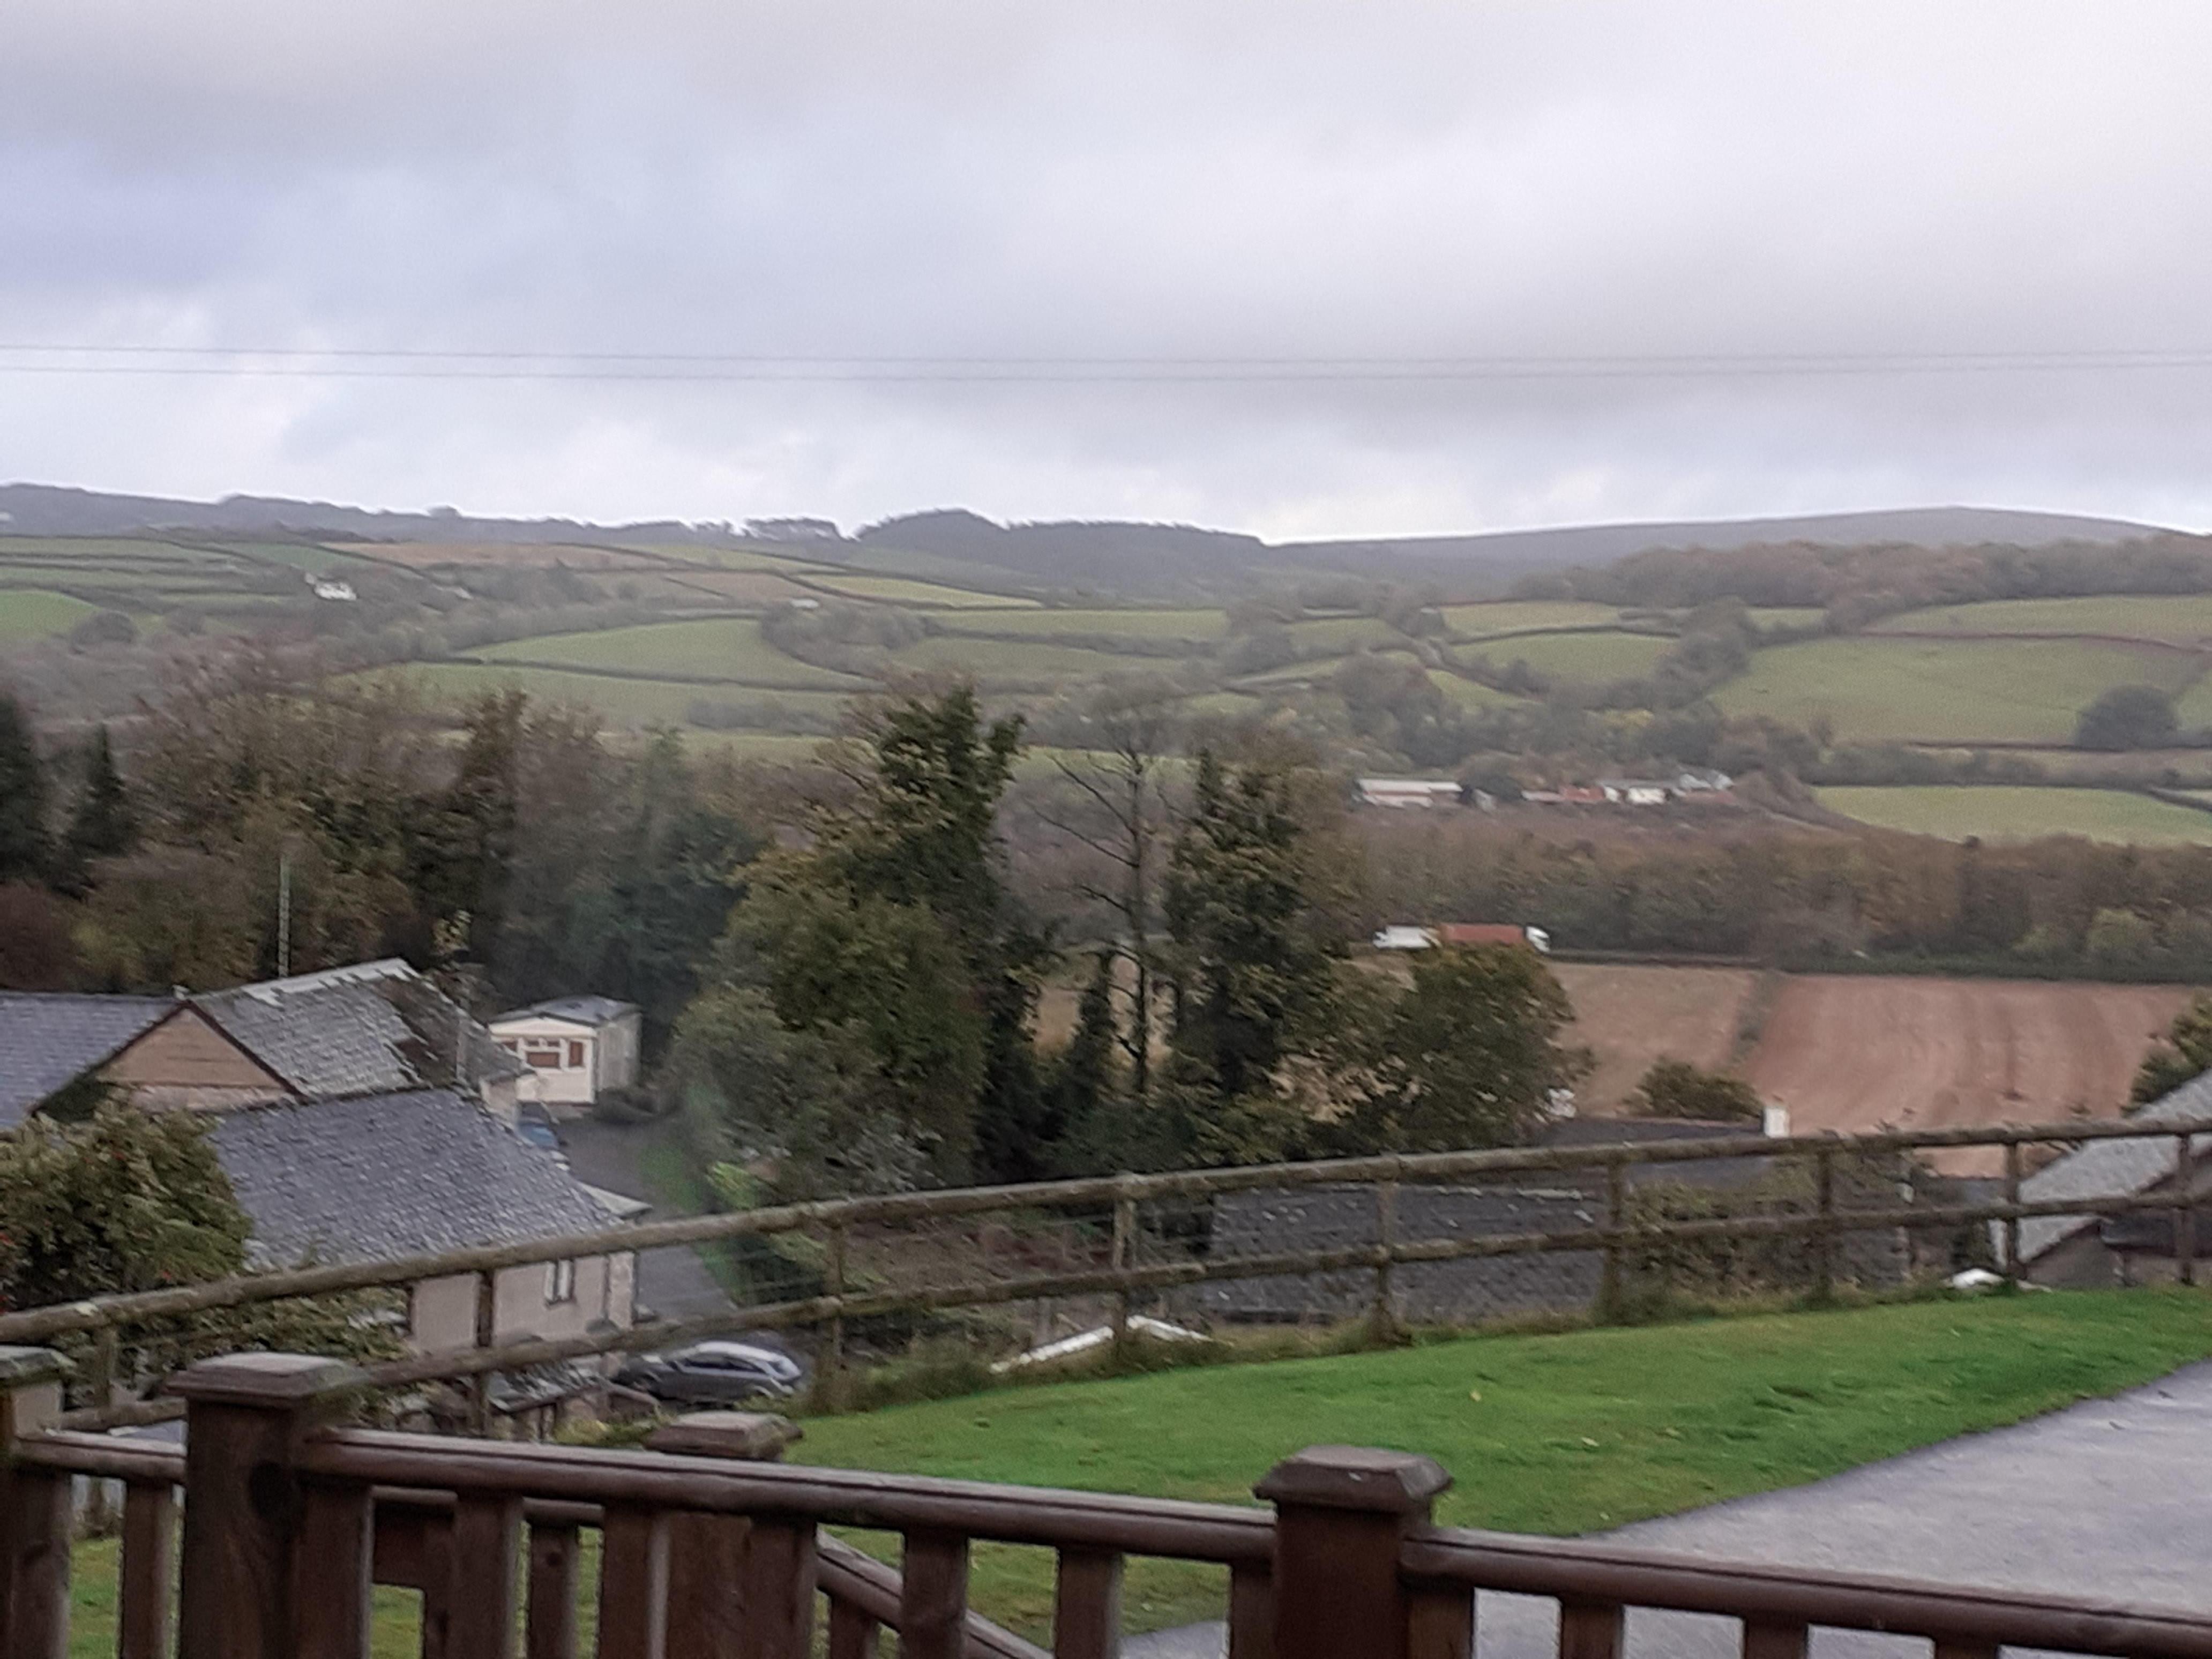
<box><xmin>801</xmin><ymin>572</ymin><xmax>1040</xmax><ymax>609</ymax></box>
<box><xmin>1441</xmin><ymin>601</ymin><xmax>1624</xmax><ymax>637</ymax></box>
<box><xmin>890</xmin><ymin>636</ymin><xmax>1155</xmax><ymax>683</ymax></box>
<box><xmin>1714</xmin><ymin>637</ymin><xmax>2201</xmax><ymax>744</ymax></box>
<box><xmin>1873</xmin><ymin>595</ymin><xmax>2212</xmax><ymax>643</ymax></box>
<box><xmin>936</xmin><ymin>607</ymin><xmax>1229</xmax><ymax>641</ymax></box>
<box><xmin>789</xmin><ymin>1291</ymin><xmax>2212</xmax><ymax>1636</ymax></box>
<box><xmin>357</xmin><ymin>663</ymin><xmax>731</xmax><ymax>728</ymax></box>
<box><xmin>0</xmin><ymin>588</ymin><xmax>101</xmax><ymax>644</ymax></box>
<box><xmin>474</xmin><ymin>618</ymin><xmax>868</xmax><ymax>688</ymax></box>
<box><xmin>53</xmin><ymin>1292</ymin><xmax>2212</xmax><ymax>1648</ymax></box>
<box><xmin>1284</xmin><ymin>616</ymin><xmax>1408</xmax><ymax>652</ymax></box>
<box><xmin>1745</xmin><ymin>607</ymin><xmax>1828</xmax><ymax>630</ymax></box>
<box><xmin>1428</xmin><ymin>668</ymin><xmax>1522</xmax><ymax>709</ymax></box>
<box><xmin>1815</xmin><ymin>784</ymin><xmax>2212</xmax><ymax>843</ymax></box>
<box><xmin>1467</xmin><ymin>629</ymin><xmax>1675</xmax><ymax>684</ymax></box>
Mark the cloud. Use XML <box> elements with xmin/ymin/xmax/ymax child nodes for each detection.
<box><xmin>4</xmin><ymin>1</ymin><xmax>2211</xmax><ymax>535</ymax></box>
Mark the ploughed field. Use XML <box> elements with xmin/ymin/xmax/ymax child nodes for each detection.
<box><xmin>1549</xmin><ymin>965</ymin><xmax>2186</xmax><ymax>1161</ymax></box>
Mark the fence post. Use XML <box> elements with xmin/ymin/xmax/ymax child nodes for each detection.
<box><xmin>1110</xmin><ymin>1187</ymin><xmax>1137</xmax><ymax>1361</ymax></box>
<box><xmin>1812</xmin><ymin>1146</ymin><xmax>1836</xmax><ymax>1303</ymax></box>
<box><xmin>172</xmin><ymin>1352</ymin><xmax>366</xmax><ymax>1659</ymax></box>
<box><xmin>2002</xmin><ymin>1140</ymin><xmax>2023</xmax><ymax>1283</ymax></box>
<box><xmin>1371</xmin><ymin>1177</ymin><xmax>1398</xmax><ymax>1341</ymax></box>
<box><xmin>1598</xmin><ymin>1158</ymin><xmax>1626</xmax><ymax>1321</ymax></box>
<box><xmin>821</xmin><ymin>1221</ymin><xmax>848</xmax><ymax>1411</ymax></box>
<box><xmin>1256</xmin><ymin>1445</ymin><xmax>1451</xmax><ymax>1659</ymax></box>
<box><xmin>469</xmin><ymin>1268</ymin><xmax>498</xmax><ymax>1434</ymax></box>
<box><xmin>0</xmin><ymin>1346</ymin><xmax>73</xmax><ymax>1659</ymax></box>
<box><xmin>646</xmin><ymin>1411</ymin><xmax>803</xmax><ymax>1659</ymax></box>
<box><xmin>2172</xmin><ymin>1133</ymin><xmax>2198</xmax><ymax>1288</ymax></box>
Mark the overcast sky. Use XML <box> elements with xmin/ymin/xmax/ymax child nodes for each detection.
<box><xmin>6</xmin><ymin>2</ymin><xmax>2212</xmax><ymax>539</ymax></box>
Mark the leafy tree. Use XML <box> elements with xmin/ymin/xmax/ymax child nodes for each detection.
<box><xmin>1331</xmin><ymin>947</ymin><xmax>1591</xmax><ymax>1152</ymax></box>
<box><xmin>56</xmin><ymin>725</ymin><xmax>134</xmax><ymax>895</ymax></box>
<box><xmin>1634</xmin><ymin>1057</ymin><xmax>1764</xmax><ymax>1122</ymax></box>
<box><xmin>0</xmin><ymin>691</ymin><xmax>49</xmax><ymax>884</ymax></box>
<box><xmin>2133</xmin><ymin>996</ymin><xmax>2212</xmax><ymax>1102</ymax></box>
<box><xmin>2074</xmin><ymin>685</ymin><xmax>2178</xmax><ymax>751</ymax></box>
<box><xmin>0</xmin><ymin>884</ymin><xmax>82</xmax><ymax>990</ymax></box>
<box><xmin>75</xmin><ymin>848</ymin><xmax>262</xmax><ymax>991</ymax></box>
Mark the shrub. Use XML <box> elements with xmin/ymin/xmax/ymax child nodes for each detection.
<box><xmin>1633</xmin><ymin>1058</ymin><xmax>1763</xmax><ymax>1122</ymax></box>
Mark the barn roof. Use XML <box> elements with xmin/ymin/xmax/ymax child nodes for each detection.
<box><xmin>0</xmin><ymin>993</ymin><xmax>174</xmax><ymax>1127</ymax></box>
<box><xmin>2015</xmin><ymin>1072</ymin><xmax>2212</xmax><ymax>1263</ymax></box>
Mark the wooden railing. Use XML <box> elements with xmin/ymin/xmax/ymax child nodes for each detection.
<box><xmin>0</xmin><ymin>1112</ymin><xmax>2204</xmax><ymax>1436</ymax></box>
<box><xmin>6</xmin><ymin>1351</ymin><xmax>2212</xmax><ymax>1659</ymax></box>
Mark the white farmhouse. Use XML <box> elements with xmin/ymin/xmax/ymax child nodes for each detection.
<box><xmin>1356</xmin><ymin>778</ymin><xmax>1464</xmax><ymax>809</ymax></box>
<box><xmin>489</xmin><ymin>995</ymin><xmax>643</xmax><ymax>1107</ymax></box>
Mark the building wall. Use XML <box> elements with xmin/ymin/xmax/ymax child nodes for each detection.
<box><xmin>100</xmin><ymin>1011</ymin><xmax>292</xmax><ymax>1112</ymax></box>
<box><xmin>490</xmin><ymin>1016</ymin><xmax>600</xmax><ymax>1105</ymax></box>
<box><xmin>408</xmin><ymin>1251</ymin><xmax>636</xmax><ymax>1354</ymax></box>
<box><xmin>595</xmin><ymin>1012</ymin><xmax>642</xmax><ymax>1094</ymax></box>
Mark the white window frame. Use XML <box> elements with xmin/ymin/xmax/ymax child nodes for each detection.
<box><xmin>545</xmin><ymin>1259</ymin><xmax>577</xmax><ymax>1304</ymax></box>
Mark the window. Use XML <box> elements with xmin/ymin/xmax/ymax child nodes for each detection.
<box><xmin>495</xmin><ymin>1038</ymin><xmax>519</xmax><ymax>1056</ymax></box>
<box><xmin>523</xmin><ymin>1043</ymin><xmax>564</xmax><ymax>1070</ymax></box>
<box><xmin>545</xmin><ymin>1259</ymin><xmax>577</xmax><ymax>1304</ymax></box>
<box><xmin>567</xmin><ymin>1039</ymin><xmax>587</xmax><ymax>1070</ymax></box>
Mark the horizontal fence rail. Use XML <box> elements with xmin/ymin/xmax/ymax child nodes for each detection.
<box><xmin>5</xmin><ymin>1111</ymin><xmax>2205</xmax><ymax>1433</ymax></box>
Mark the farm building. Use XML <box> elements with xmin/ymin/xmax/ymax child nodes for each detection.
<box><xmin>490</xmin><ymin>995</ymin><xmax>644</xmax><ymax>1107</ymax></box>
<box><xmin>1356</xmin><ymin>778</ymin><xmax>1465</xmax><ymax>809</ymax></box>
<box><xmin>1370</xmin><ymin>923</ymin><xmax>1551</xmax><ymax>953</ymax></box>
<box><xmin>2008</xmin><ymin>1075</ymin><xmax>2212</xmax><ymax>1287</ymax></box>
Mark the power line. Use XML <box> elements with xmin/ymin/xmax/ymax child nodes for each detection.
<box><xmin>5</xmin><ymin>343</ymin><xmax>2212</xmax><ymax>383</ymax></box>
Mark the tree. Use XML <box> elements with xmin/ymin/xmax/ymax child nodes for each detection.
<box><xmin>2075</xmin><ymin>685</ymin><xmax>2178</xmax><ymax>751</ymax></box>
<box><xmin>56</xmin><ymin>725</ymin><xmax>134</xmax><ymax>895</ymax></box>
<box><xmin>1331</xmin><ymin>946</ymin><xmax>1591</xmax><ymax>1152</ymax></box>
<box><xmin>0</xmin><ymin>691</ymin><xmax>49</xmax><ymax>885</ymax></box>
<box><xmin>1157</xmin><ymin>750</ymin><xmax>1339</xmax><ymax>1159</ymax></box>
<box><xmin>2133</xmin><ymin>996</ymin><xmax>2212</xmax><ymax>1103</ymax></box>
<box><xmin>1634</xmin><ymin>1057</ymin><xmax>1763</xmax><ymax>1122</ymax></box>
<box><xmin>1041</xmin><ymin>950</ymin><xmax>1124</xmax><ymax>1173</ymax></box>
<box><xmin>1041</xmin><ymin>683</ymin><xmax>1178</xmax><ymax>1099</ymax></box>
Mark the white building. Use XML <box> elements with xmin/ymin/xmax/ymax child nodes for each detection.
<box><xmin>1356</xmin><ymin>778</ymin><xmax>1464</xmax><ymax>809</ymax></box>
<box><xmin>489</xmin><ymin>996</ymin><xmax>643</xmax><ymax>1107</ymax></box>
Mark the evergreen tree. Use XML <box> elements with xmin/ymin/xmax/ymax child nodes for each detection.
<box><xmin>0</xmin><ymin>692</ymin><xmax>49</xmax><ymax>885</ymax></box>
<box><xmin>1050</xmin><ymin>951</ymin><xmax>1122</xmax><ymax>1158</ymax></box>
<box><xmin>57</xmin><ymin>726</ymin><xmax>134</xmax><ymax>894</ymax></box>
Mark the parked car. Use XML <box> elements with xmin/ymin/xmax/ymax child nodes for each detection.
<box><xmin>515</xmin><ymin>1104</ymin><xmax>561</xmax><ymax>1152</ymax></box>
<box><xmin>614</xmin><ymin>1341</ymin><xmax>805</xmax><ymax>1406</ymax></box>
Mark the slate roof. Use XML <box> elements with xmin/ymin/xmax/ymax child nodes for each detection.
<box><xmin>211</xmin><ymin>1088</ymin><xmax>623</xmax><ymax>1267</ymax></box>
<box><xmin>0</xmin><ymin>993</ymin><xmax>173</xmax><ymax>1127</ymax></box>
<box><xmin>2015</xmin><ymin>1073</ymin><xmax>2212</xmax><ymax>1262</ymax></box>
<box><xmin>195</xmin><ymin>959</ymin><xmax>523</xmax><ymax>1102</ymax></box>
<box><xmin>493</xmin><ymin>995</ymin><xmax>637</xmax><ymax>1029</ymax></box>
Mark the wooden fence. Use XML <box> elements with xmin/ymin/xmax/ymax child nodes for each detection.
<box><xmin>5</xmin><ymin>1349</ymin><xmax>2212</xmax><ymax>1659</ymax></box>
<box><xmin>0</xmin><ymin>1114</ymin><xmax>2204</xmax><ymax>1434</ymax></box>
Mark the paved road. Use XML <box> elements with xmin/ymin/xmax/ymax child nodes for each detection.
<box><xmin>1127</xmin><ymin>1361</ymin><xmax>2212</xmax><ymax>1658</ymax></box>
<box><xmin>552</xmin><ymin>1118</ymin><xmax>737</xmax><ymax>1325</ymax></box>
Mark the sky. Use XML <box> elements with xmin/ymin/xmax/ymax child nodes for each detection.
<box><xmin>5</xmin><ymin>1</ymin><xmax>2212</xmax><ymax>540</ymax></box>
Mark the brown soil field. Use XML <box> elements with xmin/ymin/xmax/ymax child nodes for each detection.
<box><xmin>1551</xmin><ymin>962</ymin><xmax>1760</xmax><ymax>1111</ymax></box>
<box><xmin>1741</xmin><ymin>975</ymin><xmax>2194</xmax><ymax>1169</ymax></box>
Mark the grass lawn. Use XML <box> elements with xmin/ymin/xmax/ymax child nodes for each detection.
<box><xmin>790</xmin><ymin>1291</ymin><xmax>2212</xmax><ymax>1637</ymax></box>
<box><xmin>1872</xmin><ymin>594</ymin><xmax>2212</xmax><ymax>644</ymax></box>
<box><xmin>1466</xmin><ymin>629</ymin><xmax>1675</xmax><ymax>684</ymax></box>
<box><xmin>54</xmin><ymin>1292</ymin><xmax>2212</xmax><ymax>1650</ymax></box>
<box><xmin>1440</xmin><ymin>601</ymin><xmax>1624</xmax><ymax>637</ymax></box>
<box><xmin>0</xmin><ymin>588</ymin><xmax>101</xmax><ymax>644</ymax></box>
<box><xmin>474</xmin><ymin>618</ymin><xmax>869</xmax><ymax>689</ymax></box>
<box><xmin>1714</xmin><ymin>637</ymin><xmax>2200</xmax><ymax>744</ymax></box>
<box><xmin>1814</xmin><ymin>784</ymin><xmax>2212</xmax><ymax>845</ymax></box>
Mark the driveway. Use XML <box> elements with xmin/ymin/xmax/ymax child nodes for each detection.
<box><xmin>551</xmin><ymin>1117</ymin><xmax>737</xmax><ymax>1325</ymax></box>
<box><xmin>1128</xmin><ymin>1359</ymin><xmax>2212</xmax><ymax>1658</ymax></box>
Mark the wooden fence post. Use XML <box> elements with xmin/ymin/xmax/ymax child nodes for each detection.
<box><xmin>822</xmin><ymin>1221</ymin><xmax>848</xmax><ymax>1412</ymax></box>
<box><xmin>1110</xmin><ymin>1189</ymin><xmax>1137</xmax><ymax>1361</ymax></box>
<box><xmin>2174</xmin><ymin>1133</ymin><xmax>2196</xmax><ymax>1288</ymax></box>
<box><xmin>470</xmin><ymin>1269</ymin><xmax>498</xmax><ymax>1435</ymax></box>
<box><xmin>1598</xmin><ymin>1159</ymin><xmax>1626</xmax><ymax>1321</ymax></box>
<box><xmin>0</xmin><ymin>1347</ymin><xmax>73</xmax><ymax>1659</ymax></box>
<box><xmin>1371</xmin><ymin>1179</ymin><xmax>1399</xmax><ymax>1341</ymax></box>
<box><xmin>1256</xmin><ymin>1445</ymin><xmax>1451</xmax><ymax>1659</ymax></box>
<box><xmin>646</xmin><ymin>1411</ymin><xmax>803</xmax><ymax>1659</ymax></box>
<box><xmin>172</xmin><ymin>1352</ymin><xmax>367</xmax><ymax>1659</ymax></box>
<box><xmin>2002</xmin><ymin>1140</ymin><xmax>2023</xmax><ymax>1282</ymax></box>
<box><xmin>1812</xmin><ymin>1146</ymin><xmax>1836</xmax><ymax>1303</ymax></box>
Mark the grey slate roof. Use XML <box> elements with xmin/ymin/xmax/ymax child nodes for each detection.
<box><xmin>211</xmin><ymin>1088</ymin><xmax>622</xmax><ymax>1267</ymax></box>
<box><xmin>494</xmin><ymin>995</ymin><xmax>637</xmax><ymax>1029</ymax></box>
<box><xmin>195</xmin><ymin>959</ymin><xmax>522</xmax><ymax>1102</ymax></box>
<box><xmin>0</xmin><ymin>993</ymin><xmax>173</xmax><ymax>1127</ymax></box>
<box><xmin>2016</xmin><ymin>1071</ymin><xmax>2212</xmax><ymax>1262</ymax></box>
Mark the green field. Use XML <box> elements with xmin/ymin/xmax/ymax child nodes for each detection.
<box><xmin>801</xmin><ymin>572</ymin><xmax>1039</xmax><ymax>609</ymax></box>
<box><xmin>1874</xmin><ymin>594</ymin><xmax>2212</xmax><ymax>642</ymax></box>
<box><xmin>891</xmin><ymin>635</ymin><xmax>1148</xmax><ymax>683</ymax></box>
<box><xmin>1714</xmin><ymin>637</ymin><xmax>2200</xmax><ymax>744</ymax></box>
<box><xmin>1428</xmin><ymin>668</ymin><xmax>1521</xmax><ymax>709</ymax></box>
<box><xmin>936</xmin><ymin>607</ymin><xmax>1228</xmax><ymax>641</ymax></box>
<box><xmin>1815</xmin><ymin>785</ymin><xmax>2212</xmax><ymax>843</ymax></box>
<box><xmin>1441</xmin><ymin>601</ymin><xmax>1624</xmax><ymax>637</ymax></box>
<box><xmin>1744</xmin><ymin>607</ymin><xmax>1828</xmax><ymax>630</ymax></box>
<box><xmin>0</xmin><ymin>588</ymin><xmax>101</xmax><ymax>643</ymax></box>
<box><xmin>1284</xmin><ymin>615</ymin><xmax>1409</xmax><ymax>652</ymax></box>
<box><xmin>1466</xmin><ymin>629</ymin><xmax>1675</xmax><ymax>684</ymax></box>
<box><xmin>474</xmin><ymin>618</ymin><xmax>868</xmax><ymax>689</ymax></box>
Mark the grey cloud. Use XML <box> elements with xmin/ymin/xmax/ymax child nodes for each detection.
<box><xmin>3</xmin><ymin>1</ymin><xmax>2211</xmax><ymax>534</ymax></box>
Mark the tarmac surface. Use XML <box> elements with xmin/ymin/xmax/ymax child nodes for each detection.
<box><xmin>1125</xmin><ymin>1359</ymin><xmax>2212</xmax><ymax>1658</ymax></box>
